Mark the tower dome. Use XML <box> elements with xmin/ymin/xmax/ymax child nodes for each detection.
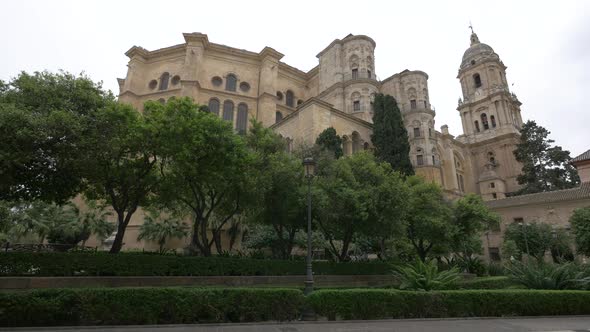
<box><xmin>460</xmin><ymin>32</ymin><xmax>499</xmax><ymax>69</ymax></box>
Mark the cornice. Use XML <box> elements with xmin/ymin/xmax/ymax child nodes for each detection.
<box><xmin>316</xmin><ymin>34</ymin><xmax>376</xmax><ymax>58</ymax></box>
<box><xmin>382</xmin><ymin>69</ymin><xmax>429</xmax><ymax>84</ymax></box>
<box><xmin>271</xmin><ymin>97</ymin><xmax>373</xmax><ymax>131</ymax></box>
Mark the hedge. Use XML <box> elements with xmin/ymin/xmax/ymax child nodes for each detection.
<box><xmin>457</xmin><ymin>276</ymin><xmax>522</xmax><ymax>290</ymax></box>
<box><xmin>0</xmin><ymin>288</ymin><xmax>305</xmax><ymax>327</ymax></box>
<box><xmin>307</xmin><ymin>289</ymin><xmax>590</xmax><ymax>320</ymax></box>
<box><xmin>3</xmin><ymin>288</ymin><xmax>590</xmax><ymax>326</ymax></box>
<box><xmin>0</xmin><ymin>252</ymin><xmax>391</xmax><ymax>276</ymax></box>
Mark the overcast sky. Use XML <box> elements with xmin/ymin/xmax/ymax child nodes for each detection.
<box><xmin>1</xmin><ymin>0</ymin><xmax>589</xmax><ymax>156</ymax></box>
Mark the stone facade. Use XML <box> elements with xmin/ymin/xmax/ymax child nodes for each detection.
<box><xmin>110</xmin><ymin>31</ymin><xmax>589</xmax><ymax>259</ymax></box>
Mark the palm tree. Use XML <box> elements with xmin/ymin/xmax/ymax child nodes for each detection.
<box><xmin>78</xmin><ymin>203</ymin><xmax>115</xmax><ymax>247</ymax></box>
<box><xmin>138</xmin><ymin>212</ymin><xmax>188</xmax><ymax>253</ymax></box>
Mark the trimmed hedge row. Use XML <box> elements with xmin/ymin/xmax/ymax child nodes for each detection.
<box><xmin>0</xmin><ymin>252</ymin><xmax>391</xmax><ymax>276</ymax></box>
<box><xmin>0</xmin><ymin>288</ymin><xmax>305</xmax><ymax>327</ymax></box>
<box><xmin>307</xmin><ymin>289</ymin><xmax>590</xmax><ymax>320</ymax></box>
<box><xmin>457</xmin><ymin>276</ymin><xmax>522</xmax><ymax>290</ymax></box>
<box><xmin>3</xmin><ymin>288</ymin><xmax>590</xmax><ymax>326</ymax></box>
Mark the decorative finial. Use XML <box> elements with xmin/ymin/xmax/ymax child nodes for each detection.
<box><xmin>469</xmin><ymin>22</ymin><xmax>480</xmax><ymax>46</ymax></box>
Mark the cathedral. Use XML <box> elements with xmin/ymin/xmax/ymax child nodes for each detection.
<box><xmin>119</xmin><ymin>31</ymin><xmax>524</xmax><ymax>200</ymax></box>
<box><xmin>116</xmin><ymin>31</ymin><xmax>590</xmax><ymax>259</ymax></box>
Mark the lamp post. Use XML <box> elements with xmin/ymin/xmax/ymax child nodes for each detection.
<box><xmin>551</xmin><ymin>228</ymin><xmax>560</xmax><ymax>260</ymax></box>
<box><xmin>518</xmin><ymin>222</ymin><xmax>530</xmax><ymax>257</ymax></box>
<box><xmin>302</xmin><ymin>157</ymin><xmax>316</xmax><ymax>296</ymax></box>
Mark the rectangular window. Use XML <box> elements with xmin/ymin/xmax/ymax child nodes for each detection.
<box><xmin>410</xmin><ymin>99</ymin><xmax>417</xmax><ymax>110</ymax></box>
<box><xmin>428</xmin><ymin>128</ymin><xmax>432</xmax><ymax>137</ymax></box>
<box><xmin>488</xmin><ymin>247</ymin><xmax>501</xmax><ymax>261</ymax></box>
<box><xmin>417</xmin><ymin>155</ymin><xmax>424</xmax><ymax>166</ymax></box>
<box><xmin>513</xmin><ymin>217</ymin><xmax>524</xmax><ymax>224</ymax></box>
<box><xmin>490</xmin><ymin>182</ymin><xmax>495</xmax><ymax>188</ymax></box>
<box><xmin>367</xmin><ymin>70</ymin><xmax>371</xmax><ymax>78</ymax></box>
<box><xmin>492</xmin><ymin>193</ymin><xmax>497</xmax><ymax>199</ymax></box>
<box><xmin>352</xmin><ymin>68</ymin><xmax>358</xmax><ymax>79</ymax></box>
<box><xmin>432</xmin><ymin>155</ymin><xmax>436</xmax><ymax>165</ymax></box>
<box><xmin>424</xmin><ymin>100</ymin><xmax>428</xmax><ymax>109</ymax></box>
<box><xmin>353</xmin><ymin>100</ymin><xmax>360</xmax><ymax>112</ymax></box>
<box><xmin>413</xmin><ymin>127</ymin><xmax>420</xmax><ymax>138</ymax></box>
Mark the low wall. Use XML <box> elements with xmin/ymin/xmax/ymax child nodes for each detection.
<box><xmin>0</xmin><ymin>275</ymin><xmax>398</xmax><ymax>290</ymax></box>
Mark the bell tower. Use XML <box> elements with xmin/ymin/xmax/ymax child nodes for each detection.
<box><xmin>456</xmin><ymin>29</ymin><xmax>524</xmax><ymax>197</ymax></box>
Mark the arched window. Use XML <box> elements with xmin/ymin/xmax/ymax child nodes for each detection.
<box><xmin>286</xmin><ymin>90</ymin><xmax>294</xmax><ymax>107</ymax></box>
<box><xmin>475</xmin><ymin>120</ymin><xmax>480</xmax><ymax>132</ymax></box>
<box><xmin>208</xmin><ymin>98</ymin><xmax>220</xmax><ymax>116</ymax></box>
<box><xmin>491</xmin><ymin>115</ymin><xmax>497</xmax><ymax>128</ymax></box>
<box><xmin>223</xmin><ymin>100</ymin><xmax>234</xmax><ymax>122</ymax></box>
<box><xmin>363</xmin><ymin>142</ymin><xmax>370</xmax><ymax>150</ymax></box>
<box><xmin>225</xmin><ymin>74</ymin><xmax>237</xmax><ymax>92</ymax></box>
<box><xmin>351</xmin><ymin>91</ymin><xmax>361</xmax><ymax>112</ymax></box>
<box><xmin>275</xmin><ymin>111</ymin><xmax>283</xmax><ymax>123</ymax></box>
<box><xmin>159</xmin><ymin>72</ymin><xmax>170</xmax><ymax>90</ymax></box>
<box><xmin>481</xmin><ymin>113</ymin><xmax>489</xmax><ymax>130</ymax></box>
<box><xmin>236</xmin><ymin>103</ymin><xmax>248</xmax><ymax>134</ymax></box>
<box><xmin>276</xmin><ymin>91</ymin><xmax>283</xmax><ymax>101</ymax></box>
<box><xmin>473</xmin><ymin>73</ymin><xmax>482</xmax><ymax>88</ymax></box>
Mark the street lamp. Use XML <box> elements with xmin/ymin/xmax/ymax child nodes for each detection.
<box><xmin>302</xmin><ymin>157</ymin><xmax>316</xmax><ymax>296</ymax></box>
<box><xmin>518</xmin><ymin>222</ymin><xmax>530</xmax><ymax>257</ymax></box>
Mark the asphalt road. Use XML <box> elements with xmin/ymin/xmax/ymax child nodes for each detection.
<box><xmin>6</xmin><ymin>317</ymin><xmax>590</xmax><ymax>332</ymax></box>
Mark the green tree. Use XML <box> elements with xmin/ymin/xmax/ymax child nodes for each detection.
<box><xmin>514</xmin><ymin>120</ymin><xmax>580</xmax><ymax>195</ymax></box>
<box><xmin>138</xmin><ymin>210</ymin><xmax>188</xmax><ymax>253</ymax></box>
<box><xmin>315</xmin><ymin>152</ymin><xmax>408</xmax><ymax>261</ymax></box>
<box><xmin>315</xmin><ymin>127</ymin><xmax>343</xmax><ymax>159</ymax></box>
<box><xmin>451</xmin><ymin>194</ymin><xmax>500</xmax><ymax>258</ymax></box>
<box><xmin>0</xmin><ymin>71</ymin><xmax>112</xmax><ymax>203</ymax></box>
<box><xmin>403</xmin><ymin>176</ymin><xmax>453</xmax><ymax>261</ymax></box>
<box><xmin>504</xmin><ymin>222</ymin><xmax>553</xmax><ymax>260</ymax></box>
<box><xmin>371</xmin><ymin>93</ymin><xmax>414</xmax><ymax>176</ymax></box>
<box><xmin>80</xmin><ymin>101</ymin><xmax>160</xmax><ymax>253</ymax></box>
<box><xmin>570</xmin><ymin>207</ymin><xmax>590</xmax><ymax>257</ymax></box>
<box><xmin>549</xmin><ymin>228</ymin><xmax>574</xmax><ymax>262</ymax></box>
<box><xmin>151</xmin><ymin>98</ymin><xmax>253</xmax><ymax>256</ymax></box>
<box><xmin>248</xmin><ymin>152</ymin><xmax>306</xmax><ymax>259</ymax></box>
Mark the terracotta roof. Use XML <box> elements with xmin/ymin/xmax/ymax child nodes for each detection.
<box><xmin>486</xmin><ymin>182</ymin><xmax>590</xmax><ymax>209</ymax></box>
<box><xmin>572</xmin><ymin>149</ymin><xmax>590</xmax><ymax>163</ymax></box>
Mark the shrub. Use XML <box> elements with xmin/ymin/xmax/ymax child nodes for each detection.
<box><xmin>0</xmin><ymin>288</ymin><xmax>305</xmax><ymax>327</ymax></box>
<box><xmin>0</xmin><ymin>252</ymin><xmax>391</xmax><ymax>276</ymax></box>
<box><xmin>486</xmin><ymin>262</ymin><xmax>505</xmax><ymax>276</ymax></box>
<box><xmin>505</xmin><ymin>261</ymin><xmax>590</xmax><ymax>290</ymax></box>
<box><xmin>457</xmin><ymin>276</ymin><xmax>521</xmax><ymax>289</ymax></box>
<box><xmin>308</xmin><ymin>289</ymin><xmax>590</xmax><ymax>320</ymax></box>
<box><xmin>394</xmin><ymin>260</ymin><xmax>460</xmax><ymax>291</ymax></box>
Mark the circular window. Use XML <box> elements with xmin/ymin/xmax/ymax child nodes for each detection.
<box><xmin>212</xmin><ymin>76</ymin><xmax>223</xmax><ymax>87</ymax></box>
<box><xmin>239</xmin><ymin>82</ymin><xmax>250</xmax><ymax>92</ymax></box>
<box><xmin>148</xmin><ymin>80</ymin><xmax>157</xmax><ymax>89</ymax></box>
<box><xmin>276</xmin><ymin>91</ymin><xmax>283</xmax><ymax>101</ymax></box>
<box><xmin>171</xmin><ymin>75</ymin><xmax>181</xmax><ymax>85</ymax></box>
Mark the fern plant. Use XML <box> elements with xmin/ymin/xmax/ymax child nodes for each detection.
<box><xmin>394</xmin><ymin>260</ymin><xmax>460</xmax><ymax>291</ymax></box>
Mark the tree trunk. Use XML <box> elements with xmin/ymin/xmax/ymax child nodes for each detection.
<box><xmin>213</xmin><ymin>230</ymin><xmax>223</xmax><ymax>254</ymax></box>
<box><xmin>109</xmin><ymin>211</ymin><xmax>133</xmax><ymax>254</ymax></box>
<box><xmin>190</xmin><ymin>216</ymin><xmax>210</xmax><ymax>256</ymax></box>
